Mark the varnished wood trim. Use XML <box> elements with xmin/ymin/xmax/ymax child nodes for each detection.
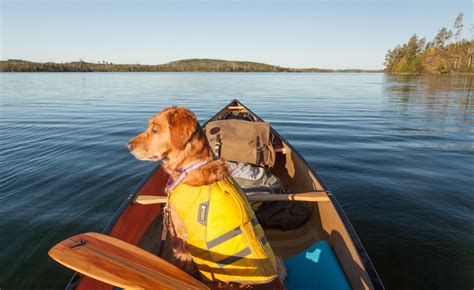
<box><xmin>134</xmin><ymin>191</ymin><xmax>330</xmax><ymax>205</ymax></box>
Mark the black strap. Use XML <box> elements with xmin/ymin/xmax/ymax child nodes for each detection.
<box><xmin>214</xmin><ymin>133</ymin><xmax>221</xmax><ymax>157</ymax></box>
<box><xmin>256</xmin><ymin>136</ymin><xmax>262</xmax><ymax>165</ymax></box>
<box><xmin>158</xmin><ymin>205</ymin><xmax>170</xmax><ymax>257</ymax></box>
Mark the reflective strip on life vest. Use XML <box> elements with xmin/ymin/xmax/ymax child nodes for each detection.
<box><xmin>216</xmin><ymin>247</ymin><xmax>252</xmax><ymax>267</ymax></box>
<box><xmin>207</xmin><ymin>226</ymin><xmax>242</xmax><ymax>249</ymax></box>
<box><xmin>251</xmin><ymin>218</ymin><xmax>259</xmax><ymax>227</ymax></box>
<box><xmin>206</xmin><ymin>218</ymin><xmax>268</xmax><ymax>267</ymax></box>
<box><xmin>207</xmin><ymin>218</ymin><xmax>263</xmax><ymax>249</ymax></box>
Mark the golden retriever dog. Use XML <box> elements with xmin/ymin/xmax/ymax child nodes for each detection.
<box><xmin>127</xmin><ymin>107</ymin><xmax>286</xmax><ymax>289</ymax></box>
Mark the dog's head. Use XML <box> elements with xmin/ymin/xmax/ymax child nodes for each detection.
<box><xmin>127</xmin><ymin>107</ymin><xmax>200</xmax><ymax>161</ymax></box>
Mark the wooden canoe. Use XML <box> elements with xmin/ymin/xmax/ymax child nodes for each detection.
<box><xmin>65</xmin><ymin>99</ymin><xmax>384</xmax><ymax>290</ymax></box>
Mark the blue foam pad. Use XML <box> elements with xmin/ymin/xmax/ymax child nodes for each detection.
<box><xmin>283</xmin><ymin>240</ymin><xmax>351</xmax><ymax>290</ymax></box>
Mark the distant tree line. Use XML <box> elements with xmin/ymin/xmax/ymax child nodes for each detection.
<box><xmin>0</xmin><ymin>58</ymin><xmax>381</xmax><ymax>73</ymax></box>
<box><xmin>384</xmin><ymin>13</ymin><xmax>472</xmax><ymax>74</ymax></box>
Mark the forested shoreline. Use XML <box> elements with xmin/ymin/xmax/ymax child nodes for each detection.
<box><xmin>384</xmin><ymin>13</ymin><xmax>472</xmax><ymax>74</ymax></box>
<box><xmin>0</xmin><ymin>58</ymin><xmax>382</xmax><ymax>73</ymax></box>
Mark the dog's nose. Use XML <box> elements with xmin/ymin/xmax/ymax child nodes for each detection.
<box><xmin>127</xmin><ymin>142</ymin><xmax>134</xmax><ymax>151</ymax></box>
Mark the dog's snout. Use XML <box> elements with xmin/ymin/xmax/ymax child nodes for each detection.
<box><xmin>127</xmin><ymin>142</ymin><xmax>134</xmax><ymax>151</ymax></box>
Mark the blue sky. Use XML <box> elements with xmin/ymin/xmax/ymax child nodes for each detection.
<box><xmin>1</xmin><ymin>0</ymin><xmax>471</xmax><ymax>69</ymax></box>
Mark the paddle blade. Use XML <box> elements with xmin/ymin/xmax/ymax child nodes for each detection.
<box><xmin>48</xmin><ymin>232</ymin><xmax>208</xmax><ymax>290</ymax></box>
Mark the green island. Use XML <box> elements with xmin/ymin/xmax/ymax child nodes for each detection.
<box><xmin>384</xmin><ymin>13</ymin><xmax>472</xmax><ymax>74</ymax></box>
<box><xmin>0</xmin><ymin>58</ymin><xmax>381</xmax><ymax>73</ymax></box>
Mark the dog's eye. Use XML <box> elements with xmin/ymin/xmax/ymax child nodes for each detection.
<box><xmin>152</xmin><ymin>127</ymin><xmax>158</xmax><ymax>133</ymax></box>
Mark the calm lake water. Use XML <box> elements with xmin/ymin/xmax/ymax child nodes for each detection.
<box><xmin>0</xmin><ymin>73</ymin><xmax>473</xmax><ymax>290</ymax></box>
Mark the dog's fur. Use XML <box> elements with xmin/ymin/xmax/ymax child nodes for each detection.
<box><xmin>128</xmin><ymin>107</ymin><xmax>286</xmax><ymax>288</ymax></box>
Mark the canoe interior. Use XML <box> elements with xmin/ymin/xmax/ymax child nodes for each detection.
<box><xmin>69</xmin><ymin>100</ymin><xmax>382</xmax><ymax>290</ymax></box>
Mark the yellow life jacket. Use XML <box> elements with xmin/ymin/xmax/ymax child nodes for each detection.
<box><xmin>169</xmin><ymin>177</ymin><xmax>278</xmax><ymax>283</ymax></box>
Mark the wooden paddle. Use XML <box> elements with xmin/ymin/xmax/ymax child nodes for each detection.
<box><xmin>134</xmin><ymin>191</ymin><xmax>330</xmax><ymax>205</ymax></box>
<box><xmin>48</xmin><ymin>232</ymin><xmax>209</xmax><ymax>290</ymax></box>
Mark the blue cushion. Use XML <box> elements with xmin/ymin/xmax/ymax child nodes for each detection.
<box><xmin>283</xmin><ymin>240</ymin><xmax>351</xmax><ymax>290</ymax></box>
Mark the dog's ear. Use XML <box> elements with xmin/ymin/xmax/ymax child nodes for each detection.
<box><xmin>167</xmin><ymin>108</ymin><xmax>198</xmax><ymax>150</ymax></box>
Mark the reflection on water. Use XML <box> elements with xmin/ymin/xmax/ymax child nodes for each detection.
<box><xmin>383</xmin><ymin>74</ymin><xmax>473</xmax><ymax>150</ymax></box>
<box><xmin>385</xmin><ymin>74</ymin><xmax>473</xmax><ymax>109</ymax></box>
<box><xmin>385</xmin><ymin>74</ymin><xmax>473</xmax><ymax>93</ymax></box>
<box><xmin>0</xmin><ymin>73</ymin><xmax>473</xmax><ymax>290</ymax></box>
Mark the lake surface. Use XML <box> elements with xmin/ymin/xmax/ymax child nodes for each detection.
<box><xmin>1</xmin><ymin>72</ymin><xmax>473</xmax><ymax>290</ymax></box>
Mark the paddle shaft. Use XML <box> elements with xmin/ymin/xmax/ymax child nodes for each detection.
<box><xmin>135</xmin><ymin>191</ymin><xmax>330</xmax><ymax>205</ymax></box>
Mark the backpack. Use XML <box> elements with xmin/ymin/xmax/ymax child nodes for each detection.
<box><xmin>206</xmin><ymin>119</ymin><xmax>276</xmax><ymax>167</ymax></box>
